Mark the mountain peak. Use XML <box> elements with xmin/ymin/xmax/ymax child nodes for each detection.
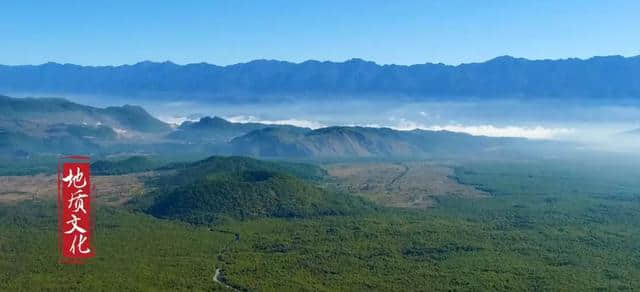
<box><xmin>3</xmin><ymin>55</ymin><xmax>640</xmax><ymax>99</ymax></box>
<box><xmin>133</xmin><ymin>60</ymin><xmax>177</xmax><ymax>66</ymax></box>
<box><xmin>486</xmin><ymin>55</ymin><xmax>521</xmax><ymax>63</ymax></box>
<box><xmin>198</xmin><ymin>116</ymin><xmax>230</xmax><ymax>124</ymax></box>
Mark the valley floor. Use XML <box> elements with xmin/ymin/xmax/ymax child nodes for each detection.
<box><xmin>326</xmin><ymin>161</ymin><xmax>487</xmax><ymax>208</ymax></box>
<box><xmin>0</xmin><ymin>172</ymin><xmax>151</xmax><ymax>205</ymax></box>
<box><xmin>2</xmin><ymin>158</ymin><xmax>640</xmax><ymax>291</ymax></box>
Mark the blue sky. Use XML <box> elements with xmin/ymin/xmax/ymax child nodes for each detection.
<box><xmin>2</xmin><ymin>0</ymin><xmax>639</xmax><ymax>66</ymax></box>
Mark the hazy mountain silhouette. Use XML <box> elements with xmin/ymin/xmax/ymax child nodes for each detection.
<box><xmin>0</xmin><ymin>95</ymin><xmax>170</xmax><ymax>155</ymax></box>
<box><xmin>0</xmin><ymin>95</ymin><xmax>170</xmax><ymax>133</ymax></box>
<box><xmin>230</xmin><ymin>126</ymin><xmax>529</xmax><ymax>158</ymax></box>
<box><xmin>0</xmin><ymin>95</ymin><xmax>568</xmax><ymax>159</ymax></box>
<box><xmin>1</xmin><ymin>56</ymin><xmax>640</xmax><ymax>100</ymax></box>
<box><xmin>167</xmin><ymin>116</ymin><xmax>304</xmax><ymax>143</ymax></box>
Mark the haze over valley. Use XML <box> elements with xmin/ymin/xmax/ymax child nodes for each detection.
<box><xmin>3</xmin><ymin>1</ymin><xmax>640</xmax><ymax>290</ymax></box>
<box><xmin>3</xmin><ymin>55</ymin><xmax>640</xmax><ymax>152</ymax></box>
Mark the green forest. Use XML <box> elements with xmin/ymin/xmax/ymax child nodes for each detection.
<box><xmin>2</xmin><ymin>156</ymin><xmax>640</xmax><ymax>291</ymax></box>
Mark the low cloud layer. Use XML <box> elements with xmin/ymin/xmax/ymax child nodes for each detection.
<box><xmin>224</xmin><ymin>115</ymin><xmax>326</xmax><ymax>129</ymax></box>
<box><xmin>160</xmin><ymin>113</ymin><xmax>573</xmax><ymax>140</ymax></box>
<box><xmin>225</xmin><ymin>114</ymin><xmax>575</xmax><ymax>139</ymax></box>
<box><xmin>421</xmin><ymin>125</ymin><xmax>574</xmax><ymax>139</ymax></box>
<box><xmin>386</xmin><ymin>118</ymin><xmax>574</xmax><ymax>139</ymax></box>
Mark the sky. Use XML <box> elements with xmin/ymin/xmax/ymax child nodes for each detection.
<box><xmin>2</xmin><ymin>0</ymin><xmax>639</xmax><ymax>66</ymax></box>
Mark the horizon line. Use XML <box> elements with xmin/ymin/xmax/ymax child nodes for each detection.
<box><xmin>2</xmin><ymin>54</ymin><xmax>639</xmax><ymax>68</ymax></box>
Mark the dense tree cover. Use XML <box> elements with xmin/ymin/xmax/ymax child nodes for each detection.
<box><xmin>3</xmin><ymin>157</ymin><xmax>640</xmax><ymax>290</ymax></box>
<box><xmin>0</xmin><ymin>201</ymin><xmax>233</xmax><ymax>291</ymax></box>
<box><xmin>91</xmin><ymin>156</ymin><xmax>159</xmax><ymax>175</ymax></box>
<box><xmin>215</xmin><ymin>159</ymin><xmax>640</xmax><ymax>291</ymax></box>
<box><xmin>144</xmin><ymin>156</ymin><xmax>374</xmax><ymax>223</ymax></box>
<box><xmin>148</xmin><ymin>171</ymin><xmax>375</xmax><ymax>224</ymax></box>
<box><xmin>185</xmin><ymin>156</ymin><xmax>329</xmax><ymax>181</ymax></box>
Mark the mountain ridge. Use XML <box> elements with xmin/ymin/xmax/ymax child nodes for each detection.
<box><xmin>0</xmin><ymin>95</ymin><xmax>568</xmax><ymax>160</ymax></box>
<box><xmin>2</xmin><ymin>55</ymin><xmax>640</xmax><ymax>99</ymax></box>
<box><xmin>8</xmin><ymin>54</ymin><xmax>638</xmax><ymax>68</ymax></box>
<box><xmin>142</xmin><ymin>156</ymin><xmax>375</xmax><ymax>224</ymax></box>
<box><xmin>167</xmin><ymin>116</ymin><xmax>306</xmax><ymax>143</ymax></box>
<box><xmin>0</xmin><ymin>95</ymin><xmax>171</xmax><ymax>134</ymax></box>
<box><xmin>230</xmin><ymin>125</ymin><xmax>529</xmax><ymax>159</ymax></box>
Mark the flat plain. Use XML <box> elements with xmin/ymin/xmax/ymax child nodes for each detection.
<box><xmin>326</xmin><ymin>161</ymin><xmax>487</xmax><ymax>208</ymax></box>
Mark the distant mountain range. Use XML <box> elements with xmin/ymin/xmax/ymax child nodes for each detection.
<box><xmin>168</xmin><ymin>116</ymin><xmax>304</xmax><ymax>143</ymax></box>
<box><xmin>229</xmin><ymin>126</ymin><xmax>530</xmax><ymax>158</ymax></box>
<box><xmin>2</xmin><ymin>55</ymin><xmax>640</xmax><ymax>100</ymax></box>
<box><xmin>0</xmin><ymin>95</ymin><xmax>570</xmax><ymax>159</ymax></box>
<box><xmin>0</xmin><ymin>95</ymin><xmax>171</xmax><ymax>155</ymax></box>
<box><xmin>0</xmin><ymin>95</ymin><xmax>170</xmax><ymax>134</ymax></box>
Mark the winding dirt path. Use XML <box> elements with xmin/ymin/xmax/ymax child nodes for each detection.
<box><xmin>212</xmin><ymin>229</ymin><xmax>241</xmax><ymax>291</ymax></box>
<box><xmin>386</xmin><ymin>163</ymin><xmax>409</xmax><ymax>189</ymax></box>
<box><xmin>213</xmin><ymin>268</ymin><xmax>238</xmax><ymax>291</ymax></box>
